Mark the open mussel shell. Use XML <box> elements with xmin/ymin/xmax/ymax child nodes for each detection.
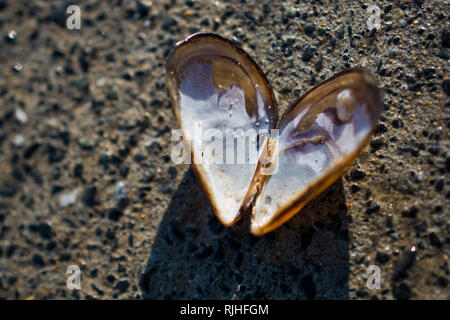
<box><xmin>250</xmin><ymin>70</ymin><xmax>382</xmax><ymax>235</ymax></box>
<box><xmin>166</xmin><ymin>33</ymin><xmax>277</xmax><ymax>226</ymax></box>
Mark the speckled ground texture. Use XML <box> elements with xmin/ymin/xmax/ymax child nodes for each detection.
<box><xmin>0</xmin><ymin>0</ymin><xmax>448</xmax><ymax>300</ymax></box>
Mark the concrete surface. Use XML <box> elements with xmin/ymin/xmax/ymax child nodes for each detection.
<box><xmin>0</xmin><ymin>0</ymin><xmax>448</xmax><ymax>299</ymax></box>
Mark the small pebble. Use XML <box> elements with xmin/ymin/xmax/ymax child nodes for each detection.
<box><xmin>14</xmin><ymin>108</ymin><xmax>28</xmax><ymax>124</ymax></box>
<box><xmin>59</xmin><ymin>188</ymin><xmax>80</xmax><ymax>207</ymax></box>
<box><xmin>350</xmin><ymin>169</ymin><xmax>366</xmax><ymax>181</ymax></box>
<box><xmin>12</xmin><ymin>134</ymin><xmax>25</xmax><ymax>147</ymax></box>
<box><xmin>114</xmin><ymin>182</ymin><xmax>130</xmax><ymax>209</ymax></box>
<box><xmin>82</xmin><ymin>186</ymin><xmax>97</xmax><ymax>207</ymax></box>
<box><xmin>115</xmin><ymin>279</ymin><xmax>130</xmax><ymax>293</ymax></box>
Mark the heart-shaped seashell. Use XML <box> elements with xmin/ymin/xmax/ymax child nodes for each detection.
<box><xmin>166</xmin><ymin>33</ymin><xmax>382</xmax><ymax>235</ymax></box>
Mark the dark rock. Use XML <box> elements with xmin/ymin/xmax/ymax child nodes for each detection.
<box><xmin>105</xmin><ymin>52</ymin><xmax>115</xmax><ymax>62</ymax></box>
<box><xmin>59</xmin><ymin>252</ymin><xmax>71</xmax><ymax>261</ymax></box>
<box><xmin>0</xmin><ymin>183</ymin><xmax>18</xmax><ymax>197</ymax></box>
<box><xmin>366</xmin><ymin>202</ymin><xmax>380</xmax><ymax>215</ymax></box>
<box><xmin>119</xmin><ymin>163</ymin><xmax>130</xmax><ymax>178</ymax></box>
<box><xmin>37</xmin><ymin>222</ymin><xmax>52</xmax><ymax>239</ymax></box>
<box><xmin>397</xmin><ymin>145</ymin><xmax>419</xmax><ymax>157</ymax></box>
<box><xmin>118</xmin><ymin>264</ymin><xmax>126</xmax><ymax>273</ymax></box>
<box><xmin>106</xmin><ymin>274</ymin><xmax>115</xmax><ymax>283</ymax></box>
<box><xmin>115</xmin><ymin>279</ymin><xmax>130</xmax><ymax>293</ymax></box>
<box><xmin>23</xmin><ymin>143</ymin><xmax>40</xmax><ymax>159</ymax></box>
<box><xmin>168</xmin><ymin>166</ymin><xmax>177</xmax><ymax>178</ymax></box>
<box><xmin>393</xmin><ymin>248</ymin><xmax>416</xmax><ymax>281</ymax></box>
<box><xmin>51</xmin><ymin>185</ymin><xmax>64</xmax><ymax>195</ymax></box>
<box><xmin>314</xmin><ymin>55</ymin><xmax>323</xmax><ymax>72</ymax></box>
<box><xmin>392</xmin><ymin>119</ymin><xmax>401</xmax><ymax>128</ymax></box>
<box><xmin>136</xmin><ymin>0</ymin><xmax>151</xmax><ymax>17</ymax></box>
<box><xmin>106</xmin><ymin>89</ymin><xmax>119</xmax><ymax>101</ymax></box>
<box><xmin>393</xmin><ymin>282</ymin><xmax>411</xmax><ymax>300</ymax></box>
<box><xmin>78</xmin><ymin>137</ymin><xmax>95</xmax><ymax>150</ymax></box>
<box><xmin>423</xmin><ymin>68</ymin><xmax>436</xmax><ymax>80</ymax></box>
<box><xmin>356</xmin><ymin>288</ymin><xmax>368</xmax><ymax>298</ymax></box>
<box><xmin>7</xmin><ymin>275</ymin><xmax>17</xmax><ymax>285</ymax></box>
<box><xmin>46</xmin><ymin>241</ymin><xmax>57</xmax><ymax>251</ymax></box>
<box><xmin>186</xmin><ymin>0</ymin><xmax>196</xmax><ymax>8</ymax></box>
<box><xmin>200</xmin><ymin>18</ymin><xmax>209</xmax><ymax>26</ymax></box>
<box><xmin>367</xmin><ymin>28</ymin><xmax>376</xmax><ymax>37</ymax></box>
<box><xmin>428</xmin><ymin>144</ymin><xmax>440</xmax><ymax>156</ymax></box>
<box><xmin>302</xmin><ymin>47</ymin><xmax>314</xmax><ymax>62</ymax></box>
<box><xmin>32</xmin><ymin>253</ymin><xmax>45</xmax><ymax>267</ymax></box>
<box><xmin>370</xmin><ymin>138</ymin><xmax>385</xmax><ymax>151</ymax></box>
<box><xmin>412</xmin><ymin>220</ymin><xmax>427</xmax><ymax>234</ymax></box>
<box><xmin>304</xmin><ymin>24</ymin><xmax>316</xmax><ymax>37</ymax></box>
<box><xmin>30</xmin><ymin>168</ymin><xmax>43</xmax><ymax>186</ymax></box>
<box><xmin>350</xmin><ymin>169</ymin><xmax>366</xmax><ymax>181</ymax></box>
<box><xmin>438</xmin><ymin>276</ymin><xmax>448</xmax><ymax>288</ymax></box>
<box><xmin>47</xmin><ymin>144</ymin><xmax>65</xmax><ymax>163</ymax></box>
<box><xmin>441</xmin><ymin>30</ymin><xmax>450</xmax><ymax>48</ymax></box>
<box><xmin>121</xmin><ymin>71</ymin><xmax>133</xmax><ymax>81</ymax></box>
<box><xmin>403</xmin><ymin>206</ymin><xmax>418</xmax><ymax>218</ymax></box>
<box><xmin>435</xmin><ymin>179</ymin><xmax>444</xmax><ymax>192</ymax></box>
<box><xmin>6</xmin><ymin>244</ymin><xmax>18</xmax><ymax>257</ymax></box>
<box><xmin>91</xmin><ymin>283</ymin><xmax>104</xmax><ymax>295</ymax></box>
<box><xmin>351</xmin><ymin>184</ymin><xmax>361</xmax><ymax>193</ymax></box>
<box><xmin>105</xmin><ymin>228</ymin><xmax>115</xmax><ymax>240</ymax></box>
<box><xmin>12</xmin><ymin>167</ymin><xmax>24</xmax><ymax>182</ymax></box>
<box><xmin>443</xmin><ymin>80</ymin><xmax>450</xmax><ymax>96</ymax></box>
<box><xmin>375</xmin><ymin>251</ymin><xmax>391</xmax><ymax>264</ymax></box>
<box><xmin>146</xmin><ymin>141</ymin><xmax>162</xmax><ymax>155</ymax></box>
<box><xmin>73</xmin><ymin>163</ymin><xmax>83</xmax><ymax>178</ymax></box>
<box><xmin>107</xmin><ymin>207</ymin><xmax>122</xmax><ymax>221</ymax></box>
<box><xmin>82</xmin><ymin>186</ymin><xmax>97</xmax><ymax>207</ymax></box>
<box><xmin>429</xmin><ymin>232</ymin><xmax>442</xmax><ymax>248</ymax></box>
<box><xmin>162</xmin><ymin>17</ymin><xmax>178</xmax><ymax>31</ymax></box>
<box><xmin>437</xmin><ymin>47</ymin><xmax>449</xmax><ymax>60</ymax></box>
<box><xmin>375</xmin><ymin>123</ymin><xmax>388</xmax><ymax>134</ymax></box>
<box><xmin>58</xmin><ymin>130</ymin><xmax>70</xmax><ymax>145</ymax></box>
<box><xmin>408</xmin><ymin>81</ymin><xmax>423</xmax><ymax>92</ymax></box>
<box><xmin>128</xmin><ymin>134</ymin><xmax>138</xmax><ymax>147</ymax></box>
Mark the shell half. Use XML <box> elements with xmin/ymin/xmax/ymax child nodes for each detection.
<box><xmin>250</xmin><ymin>71</ymin><xmax>381</xmax><ymax>235</ymax></box>
<box><xmin>166</xmin><ymin>33</ymin><xmax>277</xmax><ymax>226</ymax></box>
